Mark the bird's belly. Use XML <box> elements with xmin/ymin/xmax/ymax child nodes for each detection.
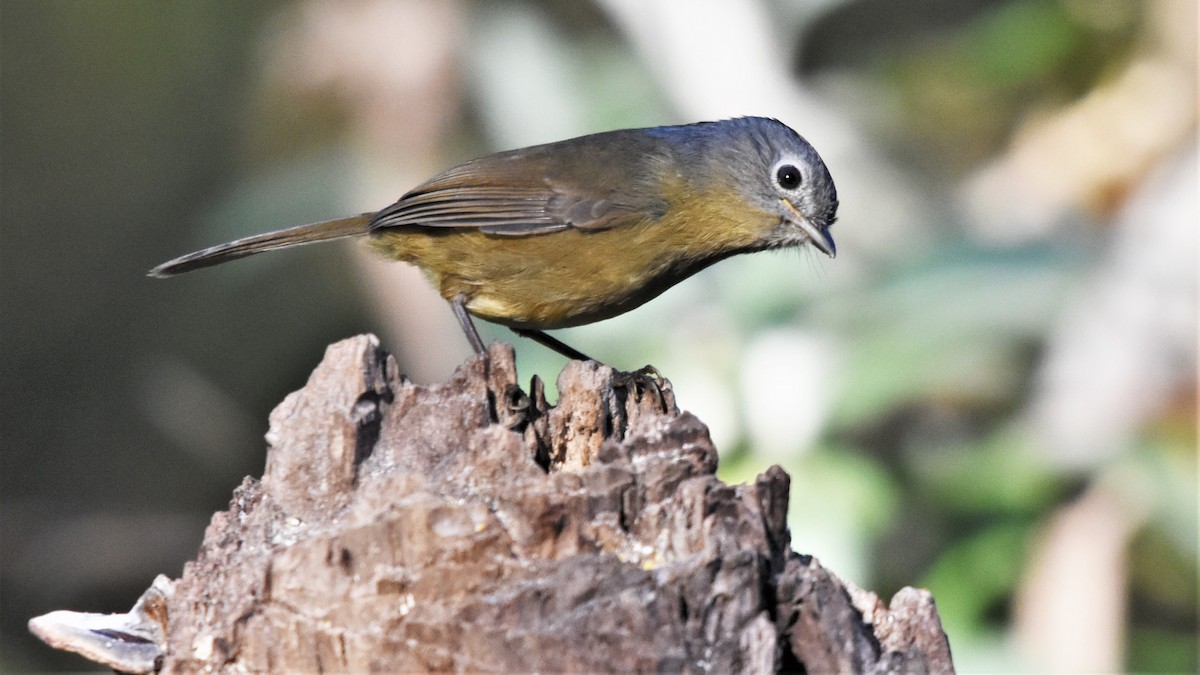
<box><xmin>374</xmin><ymin>208</ymin><xmax>758</xmax><ymax>330</ymax></box>
<box><xmin>384</xmin><ymin>228</ymin><xmax>679</xmax><ymax>330</ymax></box>
<box><xmin>463</xmin><ymin>277</ymin><xmax>647</xmax><ymax>329</ymax></box>
<box><xmin>460</xmin><ymin>253</ymin><xmax>668</xmax><ymax>329</ymax></box>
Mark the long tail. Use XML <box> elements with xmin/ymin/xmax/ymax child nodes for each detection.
<box><xmin>148</xmin><ymin>213</ymin><xmax>374</xmax><ymax>278</ymax></box>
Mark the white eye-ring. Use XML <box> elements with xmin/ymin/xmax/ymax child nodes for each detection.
<box><xmin>773</xmin><ymin>160</ymin><xmax>803</xmax><ymax>191</ymax></box>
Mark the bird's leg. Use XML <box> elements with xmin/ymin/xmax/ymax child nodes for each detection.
<box><xmin>513</xmin><ymin>326</ymin><xmax>671</xmax><ymax>411</ymax></box>
<box><xmin>451</xmin><ymin>294</ymin><xmax>487</xmax><ymax>356</ymax></box>
<box><xmin>452</xmin><ymin>296</ymin><xmax>592</xmax><ymax>363</ymax></box>
<box><xmin>511</xmin><ymin>328</ymin><xmax>594</xmax><ymax>362</ymax></box>
<box><xmin>452</xmin><ymin>295</ymin><xmax>532</xmax><ymax>428</ymax></box>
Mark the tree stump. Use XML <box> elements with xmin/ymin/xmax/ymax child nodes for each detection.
<box><xmin>30</xmin><ymin>334</ymin><xmax>954</xmax><ymax>673</ymax></box>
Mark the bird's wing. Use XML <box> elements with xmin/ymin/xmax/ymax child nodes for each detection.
<box><xmin>368</xmin><ymin>132</ymin><xmax>669</xmax><ymax>236</ymax></box>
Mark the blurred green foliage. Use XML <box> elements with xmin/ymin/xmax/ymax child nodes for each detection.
<box><xmin>3</xmin><ymin>0</ymin><xmax>1194</xmax><ymax>672</ymax></box>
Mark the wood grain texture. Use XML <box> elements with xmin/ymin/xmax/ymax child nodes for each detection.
<box><xmin>36</xmin><ymin>335</ymin><xmax>954</xmax><ymax>672</ymax></box>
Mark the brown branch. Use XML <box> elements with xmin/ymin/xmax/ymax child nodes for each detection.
<box><xmin>31</xmin><ymin>335</ymin><xmax>954</xmax><ymax>673</ymax></box>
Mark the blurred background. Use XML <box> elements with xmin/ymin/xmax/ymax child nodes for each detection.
<box><xmin>1</xmin><ymin>0</ymin><xmax>1195</xmax><ymax>671</ymax></box>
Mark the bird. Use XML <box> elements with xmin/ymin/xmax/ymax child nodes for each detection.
<box><xmin>150</xmin><ymin>116</ymin><xmax>838</xmax><ymax>362</ymax></box>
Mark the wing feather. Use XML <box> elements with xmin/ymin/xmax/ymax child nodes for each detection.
<box><xmin>367</xmin><ymin>131</ymin><xmax>670</xmax><ymax>236</ymax></box>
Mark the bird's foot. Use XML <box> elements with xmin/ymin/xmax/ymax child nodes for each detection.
<box><xmin>612</xmin><ymin>365</ymin><xmax>673</xmax><ymax>414</ymax></box>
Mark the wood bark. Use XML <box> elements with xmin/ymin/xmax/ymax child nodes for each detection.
<box><xmin>33</xmin><ymin>335</ymin><xmax>954</xmax><ymax>673</ymax></box>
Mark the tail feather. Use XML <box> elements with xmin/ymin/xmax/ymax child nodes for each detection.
<box><xmin>149</xmin><ymin>213</ymin><xmax>373</xmax><ymax>278</ymax></box>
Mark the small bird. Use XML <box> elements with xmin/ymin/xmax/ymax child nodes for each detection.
<box><xmin>150</xmin><ymin>116</ymin><xmax>838</xmax><ymax>361</ymax></box>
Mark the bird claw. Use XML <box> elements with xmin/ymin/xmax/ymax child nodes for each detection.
<box><xmin>612</xmin><ymin>365</ymin><xmax>672</xmax><ymax>413</ymax></box>
<box><xmin>498</xmin><ymin>382</ymin><xmax>530</xmax><ymax>429</ymax></box>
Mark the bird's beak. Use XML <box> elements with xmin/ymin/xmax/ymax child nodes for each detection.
<box><xmin>782</xmin><ymin>199</ymin><xmax>836</xmax><ymax>258</ymax></box>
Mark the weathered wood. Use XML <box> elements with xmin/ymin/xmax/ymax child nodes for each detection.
<box><xmin>31</xmin><ymin>335</ymin><xmax>954</xmax><ymax>673</ymax></box>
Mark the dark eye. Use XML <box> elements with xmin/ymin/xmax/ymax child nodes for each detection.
<box><xmin>776</xmin><ymin>164</ymin><xmax>802</xmax><ymax>190</ymax></box>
